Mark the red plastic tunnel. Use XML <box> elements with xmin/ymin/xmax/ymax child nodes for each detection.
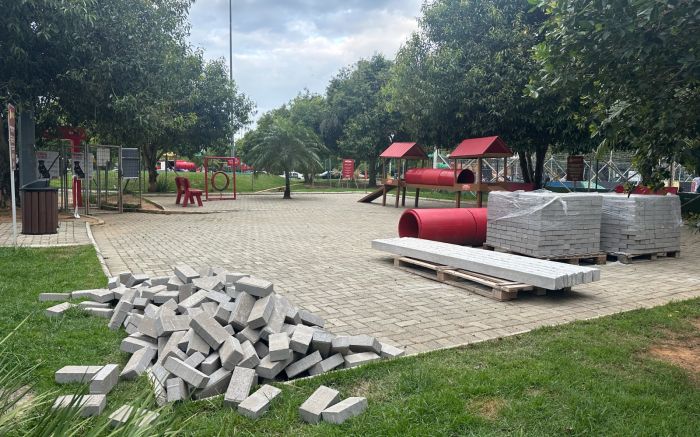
<box><xmin>398</xmin><ymin>208</ymin><xmax>488</xmax><ymax>246</ymax></box>
<box><xmin>404</xmin><ymin>168</ymin><xmax>475</xmax><ymax>186</ymax></box>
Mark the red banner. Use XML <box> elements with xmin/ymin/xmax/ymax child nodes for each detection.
<box><xmin>341</xmin><ymin>159</ymin><xmax>354</xmax><ymax>179</ymax></box>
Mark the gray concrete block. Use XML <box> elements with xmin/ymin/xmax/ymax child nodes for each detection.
<box><xmin>140</xmin><ymin>285</ymin><xmax>166</xmax><ymax>299</ymax></box>
<box><xmin>194</xmin><ymin>276</ymin><xmax>225</xmax><ymax>292</ymax></box>
<box><xmin>150</xmin><ymin>276</ymin><xmax>170</xmax><ymax>286</ymax></box>
<box><xmin>299</xmin><ymin>385</ymin><xmax>340</xmax><ymax>424</ymax></box>
<box><xmin>156</xmin><ymin>315</ymin><xmax>191</xmax><ymax>336</ymax></box>
<box><xmin>254</xmin><ymin>342</ymin><xmax>269</xmax><ymax>359</ymax></box>
<box><xmin>225</xmin><ymin>272</ymin><xmax>249</xmax><ymax>285</ymax></box>
<box><xmin>201</xmin><ymin>301</ymin><xmax>218</xmax><ymax>317</ymax></box>
<box><xmin>204</xmin><ymin>290</ymin><xmax>229</xmax><ymax>305</ymax></box>
<box><xmin>261</xmin><ymin>298</ymin><xmax>287</xmax><ymax>341</ymax></box>
<box><xmin>236</xmin><ymin>326</ymin><xmax>261</xmax><ymax>345</ymax></box>
<box><xmin>143</xmin><ymin>303</ymin><xmax>159</xmax><ymax>319</ymax></box>
<box><xmin>237</xmin><ymin>384</ymin><xmax>281</xmax><ymax>419</ymax></box>
<box><xmin>191</xmin><ymin>312</ymin><xmax>230</xmax><ymax>349</ymax></box>
<box><xmin>79</xmin><ymin>301</ymin><xmax>112</xmax><ymax>309</ymax></box>
<box><xmin>344</xmin><ymin>352</ymin><xmax>381</xmax><ymax>368</ymax></box>
<box><xmin>348</xmin><ymin>335</ymin><xmax>381</xmax><ymax>354</ymax></box>
<box><xmin>45</xmin><ymin>302</ymin><xmax>75</xmax><ymax>317</ymax></box>
<box><xmin>281</xmin><ymin>323</ymin><xmax>297</xmax><ymax>336</ymax></box>
<box><xmin>118</xmin><ymin>271</ymin><xmax>132</xmax><ymax>283</ymax></box>
<box><xmin>234</xmin><ymin>276</ymin><xmax>273</xmax><ymax>297</ymax></box>
<box><xmin>71</xmin><ymin>288</ymin><xmax>114</xmax><ymax>303</ymax></box>
<box><xmin>220</xmin><ymin>336</ymin><xmax>244</xmax><ymax>370</ymax></box>
<box><xmin>184</xmin><ymin>351</ymin><xmax>206</xmax><ymax>368</ymax></box>
<box><xmin>52</xmin><ymin>394</ymin><xmax>106</xmax><ymax>417</ymax></box>
<box><xmin>137</xmin><ymin>316</ymin><xmax>159</xmax><ymax>339</ymax></box>
<box><xmin>298</xmin><ymin>309</ymin><xmax>325</xmax><ymax>328</ymax></box>
<box><xmin>224</xmin><ymin>366</ymin><xmax>258</xmax><ymax>407</ymax></box>
<box><xmin>153</xmin><ymin>290</ymin><xmax>179</xmax><ymax>305</ymax></box>
<box><xmin>174</xmin><ymin>264</ymin><xmax>199</xmax><ymax>284</ymax></box>
<box><xmin>166</xmin><ymin>377</ymin><xmax>189</xmax><ymax>402</ymax></box>
<box><xmin>331</xmin><ymin>336</ymin><xmax>351</xmax><ymax>355</ymax></box>
<box><xmin>82</xmin><ymin>307</ymin><xmax>114</xmax><ymax>319</ymax></box>
<box><xmin>146</xmin><ymin>365</ymin><xmax>169</xmax><ymax>406</ymax></box>
<box><xmin>308</xmin><ymin>353</ymin><xmax>344</xmax><ymax>376</ymax></box>
<box><xmin>109</xmin><ymin>404</ymin><xmax>159</xmax><ymax>428</ymax></box>
<box><xmin>178</xmin><ymin>283</ymin><xmax>194</xmax><ymax>301</ymax></box>
<box><xmin>120</xmin><ymin>334</ymin><xmax>157</xmax><ymax>354</ymax></box>
<box><xmin>199</xmin><ymin>352</ymin><xmax>221</xmax><ymax>375</ymax></box>
<box><xmin>255</xmin><ymin>354</ymin><xmax>293</xmax><ymax>380</ymax></box>
<box><xmin>158</xmin><ymin>331</ymin><xmax>187</xmax><ymax>365</ymax></box>
<box><xmin>380</xmin><ymin>342</ymin><xmax>405</xmax><ymax>358</ymax></box>
<box><xmin>108</xmin><ymin>300</ymin><xmax>134</xmax><ymax>330</ymax></box>
<box><xmin>224</xmin><ymin>324</ymin><xmax>235</xmax><ymax>335</ymax></box>
<box><xmin>121</xmin><ymin>347</ymin><xmax>156</xmax><ymax>380</ymax></box>
<box><xmin>125</xmin><ymin>273</ymin><xmax>149</xmax><ymax>288</ymax></box>
<box><xmin>268</xmin><ymin>333</ymin><xmax>291</xmax><ymax>362</ymax></box>
<box><xmin>321</xmin><ymin>397</ymin><xmax>367</xmax><ymax>424</ymax></box>
<box><xmin>90</xmin><ymin>364</ymin><xmax>120</xmax><ymax>394</ymax></box>
<box><xmin>238</xmin><ymin>340</ymin><xmax>261</xmax><ymax>368</ymax></box>
<box><xmin>55</xmin><ymin>365</ymin><xmax>103</xmax><ymax>384</ymax></box>
<box><xmin>214</xmin><ymin>301</ymin><xmax>235</xmax><ymax>324</ymax></box>
<box><xmin>177</xmin><ymin>289</ymin><xmax>208</xmax><ymax>313</ymax></box>
<box><xmin>311</xmin><ymin>330</ymin><xmax>336</xmax><ymax>358</ymax></box>
<box><xmin>285</xmin><ymin>351</ymin><xmax>322</xmax><ymax>379</ymax></box>
<box><xmin>107</xmin><ymin>276</ymin><xmax>120</xmax><ymax>290</ymax></box>
<box><xmin>247</xmin><ymin>295</ymin><xmax>274</xmax><ymax>329</ymax></box>
<box><xmin>163</xmin><ymin>356</ymin><xmax>210</xmax><ymax>388</ymax></box>
<box><xmin>229</xmin><ymin>292</ymin><xmax>256</xmax><ymax>330</ymax></box>
<box><xmin>195</xmin><ymin>367</ymin><xmax>232</xmax><ymax>400</ymax></box>
<box><xmin>39</xmin><ymin>292</ymin><xmax>71</xmax><ymax>302</ymax></box>
<box><xmin>290</xmin><ymin>325</ymin><xmax>314</xmax><ymax>354</ymax></box>
<box><xmin>186</xmin><ymin>330</ymin><xmax>211</xmax><ymax>356</ymax></box>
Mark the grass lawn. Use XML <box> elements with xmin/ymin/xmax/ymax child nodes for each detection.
<box><xmin>1</xmin><ymin>245</ymin><xmax>698</xmax><ymax>435</ymax></box>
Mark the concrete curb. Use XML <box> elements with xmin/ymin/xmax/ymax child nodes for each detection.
<box><xmin>86</xmin><ymin>222</ymin><xmax>111</xmax><ymax>278</ymax></box>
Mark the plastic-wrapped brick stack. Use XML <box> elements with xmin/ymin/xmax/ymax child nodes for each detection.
<box><xmin>486</xmin><ymin>191</ymin><xmax>602</xmax><ymax>258</ymax></box>
<box><xmin>600</xmin><ymin>194</ymin><xmax>681</xmax><ymax>255</ymax></box>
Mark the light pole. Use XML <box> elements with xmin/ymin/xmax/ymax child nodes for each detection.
<box><xmin>234</xmin><ymin>0</ymin><xmax>236</xmax><ymax>158</ymax></box>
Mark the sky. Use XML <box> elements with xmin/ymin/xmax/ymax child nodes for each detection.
<box><xmin>188</xmin><ymin>0</ymin><xmax>423</xmax><ymax>120</ymax></box>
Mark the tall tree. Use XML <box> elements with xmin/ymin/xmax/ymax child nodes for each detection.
<box><xmin>386</xmin><ymin>0</ymin><xmax>590</xmax><ymax>187</ymax></box>
<box><xmin>326</xmin><ymin>55</ymin><xmax>399</xmax><ymax>187</ymax></box>
<box><xmin>532</xmin><ymin>0</ymin><xmax>700</xmax><ymax>186</ymax></box>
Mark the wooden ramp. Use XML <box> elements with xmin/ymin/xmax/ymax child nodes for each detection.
<box><xmin>358</xmin><ymin>185</ymin><xmax>395</xmax><ymax>203</ymax></box>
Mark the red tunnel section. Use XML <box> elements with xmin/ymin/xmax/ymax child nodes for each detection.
<box><xmin>398</xmin><ymin>208</ymin><xmax>488</xmax><ymax>246</ymax></box>
<box><xmin>404</xmin><ymin>168</ymin><xmax>475</xmax><ymax>186</ymax></box>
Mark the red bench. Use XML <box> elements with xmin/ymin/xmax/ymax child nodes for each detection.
<box><xmin>175</xmin><ymin>176</ymin><xmax>203</xmax><ymax>207</ymax></box>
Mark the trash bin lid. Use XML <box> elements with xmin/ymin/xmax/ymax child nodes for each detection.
<box><xmin>21</xmin><ymin>179</ymin><xmax>56</xmax><ymax>191</ymax></box>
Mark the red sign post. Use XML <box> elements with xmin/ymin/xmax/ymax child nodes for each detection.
<box><xmin>341</xmin><ymin>159</ymin><xmax>355</xmax><ymax>179</ymax></box>
<box><xmin>7</xmin><ymin>104</ymin><xmax>17</xmax><ymax>245</ymax></box>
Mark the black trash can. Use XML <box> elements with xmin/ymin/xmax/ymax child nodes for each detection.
<box><xmin>21</xmin><ymin>179</ymin><xmax>59</xmax><ymax>235</ymax></box>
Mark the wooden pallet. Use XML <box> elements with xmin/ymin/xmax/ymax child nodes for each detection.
<box><xmin>482</xmin><ymin>244</ymin><xmax>607</xmax><ymax>265</ymax></box>
<box><xmin>608</xmin><ymin>250</ymin><xmax>680</xmax><ymax>264</ymax></box>
<box><xmin>392</xmin><ymin>256</ymin><xmax>564</xmax><ymax>301</ymax></box>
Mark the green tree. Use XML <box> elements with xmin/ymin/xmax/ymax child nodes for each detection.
<box><xmin>326</xmin><ymin>55</ymin><xmax>400</xmax><ymax>187</ymax></box>
<box><xmin>532</xmin><ymin>0</ymin><xmax>700</xmax><ymax>186</ymax></box>
<box><xmin>245</xmin><ymin>114</ymin><xmax>325</xmax><ymax>199</ymax></box>
<box><xmin>386</xmin><ymin>0</ymin><xmax>591</xmax><ymax>187</ymax></box>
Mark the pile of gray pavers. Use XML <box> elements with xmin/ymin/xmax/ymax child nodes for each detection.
<box><xmin>44</xmin><ymin>265</ymin><xmax>404</xmax><ymax>424</ymax></box>
<box><xmin>486</xmin><ymin>191</ymin><xmax>603</xmax><ymax>258</ymax></box>
<box><xmin>600</xmin><ymin>194</ymin><xmax>681</xmax><ymax>255</ymax></box>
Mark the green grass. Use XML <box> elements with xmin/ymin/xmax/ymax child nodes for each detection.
<box><xmin>1</xmin><ymin>246</ymin><xmax>698</xmax><ymax>435</ymax></box>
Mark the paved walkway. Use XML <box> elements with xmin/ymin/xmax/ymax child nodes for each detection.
<box><xmin>0</xmin><ymin>220</ymin><xmax>92</xmax><ymax>247</ymax></box>
<box><xmin>91</xmin><ymin>193</ymin><xmax>700</xmax><ymax>354</ymax></box>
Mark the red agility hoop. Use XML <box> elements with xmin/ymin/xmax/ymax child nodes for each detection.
<box><xmin>204</xmin><ymin>156</ymin><xmax>238</xmax><ymax>200</ymax></box>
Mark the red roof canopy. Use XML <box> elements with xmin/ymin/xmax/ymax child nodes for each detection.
<box><xmin>380</xmin><ymin>142</ymin><xmax>428</xmax><ymax>159</ymax></box>
<box><xmin>450</xmin><ymin>136</ymin><xmax>512</xmax><ymax>158</ymax></box>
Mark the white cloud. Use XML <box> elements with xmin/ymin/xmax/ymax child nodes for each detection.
<box><xmin>187</xmin><ymin>0</ymin><xmax>422</xmax><ymax>118</ymax></box>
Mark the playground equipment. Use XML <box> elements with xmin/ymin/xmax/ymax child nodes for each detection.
<box><xmin>359</xmin><ymin>136</ymin><xmax>532</xmax><ymax>208</ymax></box>
<box><xmin>398</xmin><ymin>208</ymin><xmax>488</xmax><ymax>246</ymax></box>
<box><xmin>203</xmin><ymin>156</ymin><xmax>238</xmax><ymax>201</ymax></box>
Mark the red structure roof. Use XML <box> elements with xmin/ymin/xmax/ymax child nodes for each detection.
<box><xmin>450</xmin><ymin>136</ymin><xmax>512</xmax><ymax>158</ymax></box>
<box><xmin>380</xmin><ymin>142</ymin><xmax>428</xmax><ymax>159</ymax></box>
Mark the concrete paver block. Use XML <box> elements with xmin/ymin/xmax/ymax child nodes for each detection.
<box><xmin>191</xmin><ymin>312</ymin><xmax>230</xmax><ymax>349</ymax></box>
<box><xmin>39</xmin><ymin>292</ymin><xmax>71</xmax><ymax>302</ymax></box>
<box><xmin>121</xmin><ymin>347</ymin><xmax>156</xmax><ymax>380</ymax></box>
<box><xmin>268</xmin><ymin>332</ymin><xmax>291</xmax><ymax>362</ymax></box>
<box><xmin>331</xmin><ymin>336</ymin><xmax>351</xmax><ymax>355</ymax></box>
<box><xmin>163</xmin><ymin>356</ymin><xmax>210</xmax><ymax>388</ymax></box>
<box><xmin>349</xmin><ymin>334</ymin><xmax>381</xmax><ymax>354</ymax></box>
<box><xmin>90</xmin><ymin>364</ymin><xmax>120</xmax><ymax>394</ymax></box>
<box><xmin>237</xmin><ymin>384</ymin><xmax>281</xmax><ymax>419</ymax></box>
<box><xmin>199</xmin><ymin>351</ymin><xmax>221</xmax><ymax>375</ymax></box>
<box><xmin>109</xmin><ymin>404</ymin><xmax>159</xmax><ymax>427</ymax></box>
<box><xmin>184</xmin><ymin>351</ymin><xmax>206</xmax><ymax>368</ymax></box>
<box><xmin>321</xmin><ymin>397</ymin><xmax>367</xmax><ymax>424</ymax></box>
<box><xmin>120</xmin><ymin>335</ymin><xmax>157</xmax><ymax>354</ymax></box>
<box><xmin>238</xmin><ymin>340</ymin><xmax>261</xmax><ymax>368</ymax></box>
<box><xmin>290</xmin><ymin>325</ymin><xmax>314</xmax><ymax>354</ymax></box>
<box><xmin>308</xmin><ymin>353</ymin><xmax>344</xmax><ymax>376</ymax></box>
<box><xmin>236</xmin><ymin>326</ymin><xmax>261</xmax><ymax>345</ymax></box>
<box><xmin>174</xmin><ymin>264</ymin><xmax>200</xmax><ymax>284</ymax></box>
<box><xmin>52</xmin><ymin>394</ymin><xmax>106</xmax><ymax>417</ymax></box>
<box><xmin>235</xmin><ymin>276</ymin><xmax>273</xmax><ymax>297</ymax></box>
<box><xmin>156</xmin><ymin>315</ymin><xmax>191</xmax><ymax>336</ymax></box>
<box><xmin>220</xmin><ymin>336</ymin><xmax>244</xmax><ymax>370</ymax></box>
<box><xmin>177</xmin><ymin>289</ymin><xmax>209</xmax><ymax>313</ymax></box>
<box><xmin>380</xmin><ymin>342</ymin><xmax>405</xmax><ymax>358</ymax></box>
<box><xmin>311</xmin><ymin>330</ymin><xmax>336</xmax><ymax>357</ymax></box>
<box><xmin>55</xmin><ymin>365</ymin><xmax>103</xmax><ymax>384</ymax></box>
<box><xmin>224</xmin><ymin>366</ymin><xmax>258</xmax><ymax>407</ymax></box>
<box><xmin>298</xmin><ymin>309</ymin><xmax>325</xmax><ymax>328</ymax></box>
<box><xmin>299</xmin><ymin>385</ymin><xmax>340</xmax><ymax>424</ymax></box>
<box><xmin>344</xmin><ymin>352</ymin><xmax>381</xmax><ymax>368</ymax></box>
<box><xmin>229</xmin><ymin>292</ymin><xmax>256</xmax><ymax>330</ymax></box>
<box><xmin>247</xmin><ymin>295</ymin><xmax>274</xmax><ymax>329</ymax></box>
<box><xmin>45</xmin><ymin>302</ymin><xmax>75</xmax><ymax>317</ymax></box>
<box><xmin>285</xmin><ymin>351</ymin><xmax>322</xmax><ymax>379</ymax></box>
<box><xmin>195</xmin><ymin>367</ymin><xmax>232</xmax><ymax>399</ymax></box>
<box><xmin>255</xmin><ymin>354</ymin><xmax>293</xmax><ymax>380</ymax></box>
<box><xmin>186</xmin><ymin>330</ymin><xmax>212</xmax><ymax>356</ymax></box>
<box><xmin>82</xmin><ymin>307</ymin><xmax>114</xmax><ymax>318</ymax></box>
<box><xmin>166</xmin><ymin>377</ymin><xmax>189</xmax><ymax>402</ymax></box>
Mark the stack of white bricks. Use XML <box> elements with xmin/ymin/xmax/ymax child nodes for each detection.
<box><xmin>600</xmin><ymin>194</ymin><xmax>681</xmax><ymax>255</ymax></box>
<box><xmin>486</xmin><ymin>191</ymin><xmax>603</xmax><ymax>258</ymax></box>
<box><xmin>44</xmin><ymin>265</ymin><xmax>403</xmax><ymax>421</ymax></box>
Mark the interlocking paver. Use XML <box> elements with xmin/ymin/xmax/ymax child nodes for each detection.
<box><xmin>90</xmin><ymin>193</ymin><xmax>700</xmax><ymax>354</ymax></box>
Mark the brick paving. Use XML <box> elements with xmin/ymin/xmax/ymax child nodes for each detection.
<box><xmin>0</xmin><ymin>220</ymin><xmax>92</xmax><ymax>247</ymax></box>
<box><xmin>91</xmin><ymin>193</ymin><xmax>700</xmax><ymax>354</ymax></box>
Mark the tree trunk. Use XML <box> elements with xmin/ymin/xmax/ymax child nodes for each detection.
<box><xmin>533</xmin><ymin>144</ymin><xmax>549</xmax><ymax>189</ymax></box>
<box><xmin>142</xmin><ymin>145</ymin><xmax>159</xmax><ymax>192</ymax></box>
<box><xmin>0</xmin><ymin>131</ymin><xmax>10</xmax><ymax>208</ymax></box>
<box><xmin>283</xmin><ymin>171</ymin><xmax>291</xmax><ymax>199</ymax></box>
<box><xmin>518</xmin><ymin>153</ymin><xmax>532</xmax><ymax>184</ymax></box>
<box><xmin>368</xmin><ymin>156</ymin><xmax>377</xmax><ymax>188</ymax></box>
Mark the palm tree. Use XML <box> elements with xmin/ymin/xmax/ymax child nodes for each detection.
<box><xmin>247</xmin><ymin>115</ymin><xmax>325</xmax><ymax>199</ymax></box>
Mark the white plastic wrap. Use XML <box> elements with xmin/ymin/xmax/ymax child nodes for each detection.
<box><xmin>486</xmin><ymin>191</ymin><xmax>603</xmax><ymax>258</ymax></box>
<box><xmin>600</xmin><ymin>193</ymin><xmax>681</xmax><ymax>255</ymax></box>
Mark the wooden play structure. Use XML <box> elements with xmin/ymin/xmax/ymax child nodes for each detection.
<box><xmin>359</xmin><ymin>136</ymin><xmax>532</xmax><ymax>208</ymax></box>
